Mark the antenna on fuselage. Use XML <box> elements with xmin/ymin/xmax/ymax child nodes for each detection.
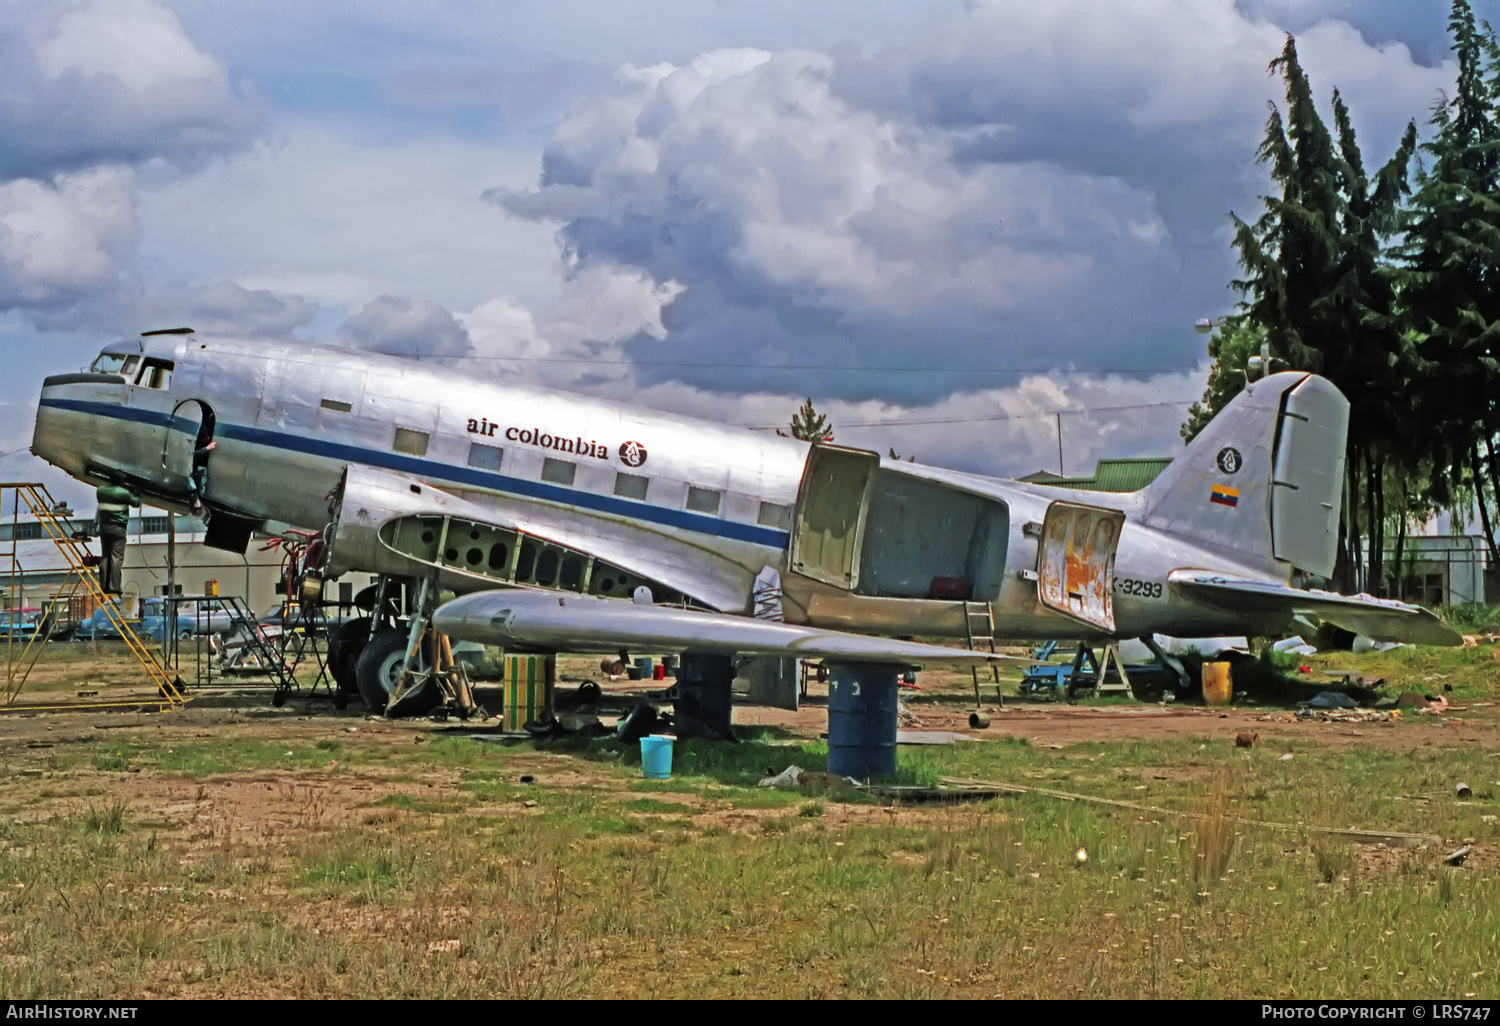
<box><xmin>140</xmin><ymin>327</ymin><xmax>195</xmax><ymax>336</ymax></box>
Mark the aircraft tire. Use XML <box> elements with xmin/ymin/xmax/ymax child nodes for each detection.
<box><xmin>354</xmin><ymin>629</ymin><xmax>437</xmax><ymax>714</ymax></box>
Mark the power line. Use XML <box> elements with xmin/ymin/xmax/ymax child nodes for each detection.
<box><xmin>737</xmin><ymin>399</ymin><xmax>1195</xmax><ymax>431</ymax></box>
<box><xmin>404</xmin><ymin>353</ymin><xmax>1199</xmax><ymax>375</ymax></box>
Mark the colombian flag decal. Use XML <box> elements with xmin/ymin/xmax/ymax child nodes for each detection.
<box><xmin>1210</xmin><ymin>484</ymin><xmax>1240</xmax><ymax>507</ymax></box>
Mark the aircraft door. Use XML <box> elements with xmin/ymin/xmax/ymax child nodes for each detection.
<box><xmin>1036</xmin><ymin>500</ymin><xmax>1125</xmax><ymax>633</ymax></box>
<box><xmin>789</xmin><ymin>445</ymin><xmax>879</xmax><ymax>590</ymax></box>
<box><xmin>157</xmin><ymin>400</ymin><xmax>205</xmax><ymax>494</ymax></box>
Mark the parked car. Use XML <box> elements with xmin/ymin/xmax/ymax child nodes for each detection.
<box><xmin>140</xmin><ymin>598</ymin><xmax>238</xmax><ymax>638</ymax></box>
<box><xmin>73</xmin><ymin>606</ymin><xmax>137</xmax><ymax>641</ymax></box>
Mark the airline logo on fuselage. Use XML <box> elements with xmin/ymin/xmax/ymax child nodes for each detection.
<box><xmin>466</xmin><ymin>417</ymin><xmax>645</xmax><ymax>466</ymax></box>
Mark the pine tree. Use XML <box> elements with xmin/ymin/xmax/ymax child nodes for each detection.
<box><xmin>1225</xmin><ymin>36</ymin><xmax>1417</xmax><ymax>589</ymax></box>
<box><xmin>1399</xmin><ymin>0</ymin><xmax>1500</xmax><ymax>563</ymax></box>
<box><xmin>784</xmin><ymin>398</ymin><xmax>834</xmax><ymax>443</ymax></box>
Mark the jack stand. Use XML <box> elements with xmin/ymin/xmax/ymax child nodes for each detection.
<box><xmin>673</xmin><ymin>653</ymin><xmax>735</xmax><ymax>741</ymax></box>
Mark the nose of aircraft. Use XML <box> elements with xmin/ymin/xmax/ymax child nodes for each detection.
<box><xmin>32</xmin><ymin>371</ymin><xmax>123</xmax><ymax>480</ymax></box>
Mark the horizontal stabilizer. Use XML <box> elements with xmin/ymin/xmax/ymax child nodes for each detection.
<box><xmin>1167</xmin><ymin>570</ymin><xmax>1462</xmax><ymax>647</ymax></box>
<box><xmin>433</xmin><ymin>589</ymin><xmax>1014</xmax><ymax>667</ymax></box>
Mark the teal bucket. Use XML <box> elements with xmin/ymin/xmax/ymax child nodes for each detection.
<box><xmin>640</xmin><ymin>734</ymin><xmax>674</xmax><ymax>779</ymax></box>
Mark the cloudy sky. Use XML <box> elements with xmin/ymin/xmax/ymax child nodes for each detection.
<box><xmin>1</xmin><ymin>0</ymin><xmax>1487</xmax><ymax>499</ymax></box>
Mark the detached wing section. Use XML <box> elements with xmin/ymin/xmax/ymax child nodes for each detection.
<box><xmin>1167</xmin><ymin>570</ymin><xmax>1462</xmax><ymax>647</ymax></box>
<box><xmin>433</xmin><ymin>589</ymin><xmax>1006</xmax><ymax>667</ymax></box>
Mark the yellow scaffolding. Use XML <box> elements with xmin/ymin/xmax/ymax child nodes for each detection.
<box><xmin>2</xmin><ymin>482</ymin><xmax>188</xmax><ymax>712</ymax></box>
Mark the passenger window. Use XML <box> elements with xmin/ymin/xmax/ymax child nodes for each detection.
<box><xmin>136</xmin><ymin>359</ymin><xmax>175</xmax><ymax>390</ymax></box>
<box><xmin>613</xmin><ymin>472</ymin><xmax>648</xmax><ymax>500</ymax></box>
<box><xmin>686</xmin><ymin>486</ymin><xmax>722</xmax><ymax>515</ymax></box>
<box><xmin>541</xmin><ymin>458</ymin><xmax>576</xmax><ymax>486</ymax></box>
<box><xmin>393</xmin><ymin>428</ymin><xmax>429</xmax><ymax>456</ymax></box>
<box><xmin>468</xmin><ymin>443</ymin><xmax>504</xmax><ymax>471</ymax></box>
<box><xmin>758</xmin><ymin>501</ymin><xmax>793</xmax><ymax>530</ymax></box>
<box><xmin>320</xmin><ymin>398</ymin><xmax>352</xmax><ymax>413</ymax></box>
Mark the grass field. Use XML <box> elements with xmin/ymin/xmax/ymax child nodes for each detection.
<box><xmin>0</xmin><ymin>641</ymin><xmax>1496</xmax><ymax>998</ymax></box>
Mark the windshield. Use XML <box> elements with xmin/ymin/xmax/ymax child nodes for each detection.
<box><xmin>90</xmin><ymin>353</ymin><xmax>129</xmax><ymax>374</ymax></box>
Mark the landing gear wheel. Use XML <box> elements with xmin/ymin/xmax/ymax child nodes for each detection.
<box><xmin>354</xmin><ymin>629</ymin><xmax>437</xmax><ymax>715</ymax></box>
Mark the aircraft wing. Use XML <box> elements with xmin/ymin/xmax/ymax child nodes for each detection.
<box><xmin>432</xmin><ymin>588</ymin><xmax>1012</xmax><ymax>666</ymax></box>
<box><xmin>1166</xmin><ymin>570</ymin><xmax>1462</xmax><ymax>647</ymax></box>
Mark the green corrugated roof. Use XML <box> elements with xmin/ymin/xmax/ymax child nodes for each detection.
<box><xmin>1018</xmin><ymin>457</ymin><xmax>1172</xmax><ymax>493</ymax></box>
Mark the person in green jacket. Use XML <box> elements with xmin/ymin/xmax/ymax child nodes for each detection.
<box><xmin>95</xmin><ymin>477</ymin><xmax>139</xmax><ymax>595</ymax></box>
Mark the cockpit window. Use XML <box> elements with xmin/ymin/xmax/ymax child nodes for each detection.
<box><xmin>120</xmin><ymin>355</ymin><xmax>139</xmax><ymax>376</ymax></box>
<box><xmin>90</xmin><ymin>353</ymin><xmax>131</xmax><ymax>375</ymax></box>
<box><xmin>135</xmin><ymin>358</ymin><xmax>174</xmax><ymax>390</ymax></box>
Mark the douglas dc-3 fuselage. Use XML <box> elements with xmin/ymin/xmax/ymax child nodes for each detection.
<box><xmin>31</xmin><ymin>330</ymin><xmax>1459</xmax><ymax>714</ymax></box>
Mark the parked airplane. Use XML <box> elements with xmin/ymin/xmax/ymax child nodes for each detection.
<box><xmin>32</xmin><ymin>329</ymin><xmax>1458</xmax><ymax>718</ymax></box>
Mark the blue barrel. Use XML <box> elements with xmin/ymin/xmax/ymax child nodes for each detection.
<box><xmin>827</xmin><ymin>663</ymin><xmax>900</xmax><ymax>779</ymax></box>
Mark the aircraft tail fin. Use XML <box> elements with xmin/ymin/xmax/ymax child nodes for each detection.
<box><xmin>1140</xmin><ymin>372</ymin><xmax>1348</xmax><ymax>578</ymax></box>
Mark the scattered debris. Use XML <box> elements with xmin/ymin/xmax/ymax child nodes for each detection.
<box><xmin>1273</xmin><ymin>636</ymin><xmax>1317</xmax><ymax>656</ymax></box>
<box><xmin>897</xmin><ymin>701</ymin><xmax>925</xmax><ymax>728</ymax></box>
<box><xmin>426</xmin><ymin>939</ymin><xmax>462</xmax><ymax>954</ymax></box>
<box><xmin>522</xmin><ymin>800</ymin><xmax>538</xmax><ymax>809</ymax></box>
<box><xmin>1454</xmin><ymin>782</ymin><xmax>1472</xmax><ymax>800</ymax></box>
<box><xmin>1235</xmin><ymin>732</ymin><xmax>1259</xmax><ymax>748</ymax></box>
<box><xmin>1442</xmin><ymin>845</ymin><xmax>1473</xmax><ymax>867</ymax></box>
<box><xmin>1353</xmin><ymin>636</ymin><xmax>1408</xmax><ymax>654</ymax></box>
<box><xmin>969</xmin><ymin>712</ymin><xmax>991</xmax><ymax>729</ymax></box>
<box><xmin>757</xmin><ymin>765</ymin><xmax>859</xmax><ymax>791</ymax></box>
<box><xmin>1074</xmin><ymin>847</ymin><xmax>1089</xmax><ymax>864</ymax></box>
<box><xmin>1279</xmin><ymin>753</ymin><xmax>1294</xmax><ymax>762</ymax></box>
<box><xmin>518</xmin><ymin>774</ymin><xmax>536</xmax><ymax>785</ymax></box>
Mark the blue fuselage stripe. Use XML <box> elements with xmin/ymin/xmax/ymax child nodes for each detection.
<box><xmin>39</xmin><ymin>397</ymin><xmax>791</xmax><ymax>549</ymax></box>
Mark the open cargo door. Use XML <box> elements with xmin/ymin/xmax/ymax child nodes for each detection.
<box><xmin>789</xmin><ymin>445</ymin><xmax>879</xmax><ymax>590</ymax></box>
<box><xmin>1036</xmin><ymin>500</ymin><xmax>1125</xmax><ymax>633</ymax></box>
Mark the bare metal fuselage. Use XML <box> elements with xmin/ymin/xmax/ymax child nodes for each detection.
<box><xmin>33</xmin><ymin>335</ymin><xmax>1296</xmax><ymax>642</ymax></box>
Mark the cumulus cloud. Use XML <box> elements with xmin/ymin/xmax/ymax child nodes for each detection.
<box><xmin>0</xmin><ymin>168</ymin><xmax>139</xmax><ymax>320</ymax></box>
<box><xmin>142</xmin><ymin>280</ymin><xmax>315</xmax><ymax>338</ymax></box>
<box><xmin>0</xmin><ymin>0</ymin><xmax>261</xmax><ymax>181</ymax></box>
<box><xmin>490</xmin><ymin>0</ymin><xmax>1453</xmax><ymax>405</ymax></box>
<box><xmin>337</xmin><ymin>294</ymin><xmax>473</xmax><ymax>358</ymax></box>
<box><xmin>0</xmin><ymin>0</ymin><xmax>262</xmax><ymax>330</ymax></box>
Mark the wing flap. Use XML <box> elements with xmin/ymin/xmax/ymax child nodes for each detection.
<box><xmin>1167</xmin><ymin>570</ymin><xmax>1462</xmax><ymax>647</ymax></box>
<box><xmin>433</xmin><ymin>589</ymin><xmax>1010</xmax><ymax>666</ymax></box>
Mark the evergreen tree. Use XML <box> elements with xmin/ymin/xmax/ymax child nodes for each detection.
<box><xmin>1399</xmin><ymin>0</ymin><xmax>1500</xmax><ymax>563</ymax></box>
<box><xmin>783</xmin><ymin>398</ymin><xmax>834</xmax><ymax>443</ymax></box>
<box><xmin>1223</xmin><ymin>36</ymin><xmax>1416</xmax><ymax>588</ymax></box>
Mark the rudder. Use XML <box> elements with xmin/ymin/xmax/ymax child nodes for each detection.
<box><xmin>1141</xmin><ymin>372</ymin><xmax>1348</xmax><ymax>578</ymax></box>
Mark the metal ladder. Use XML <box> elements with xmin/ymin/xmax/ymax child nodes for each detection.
<box><xmin>214</xmin><ymin>594</ymin><xmax>298</xmax><ymax>702</ymax></box>
<box><xmin>962</xmin><ymin>600</ymin><xmax>1002</xmax><ymax>707</ymax></box>
<box><xmin>2</xmin><ymin>482</ymin><xmax>187</xmax><ymax>711</ymax></box>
